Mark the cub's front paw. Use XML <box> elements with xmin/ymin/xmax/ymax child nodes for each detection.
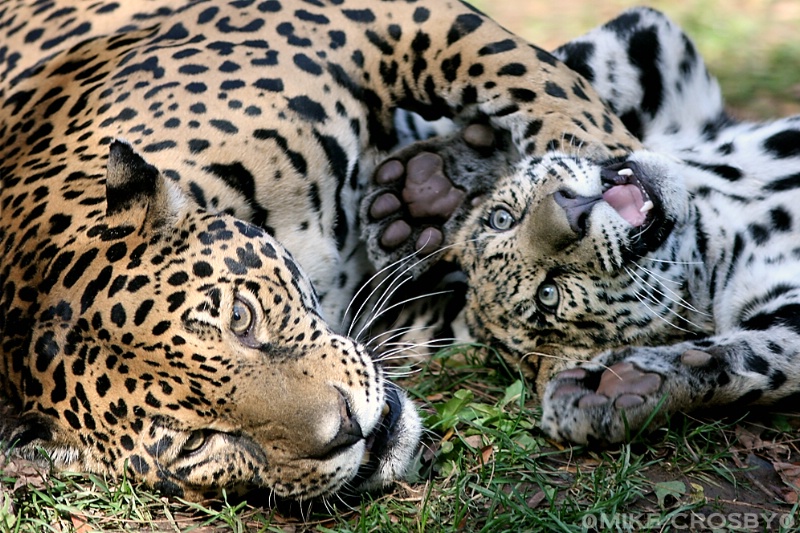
<box><xmin>361</xmin><ymin>123</ymin><xmax>514</xmax><ymax>272</ymax></box>
<box><xmin>370</xmin><ymin>151</ymin><xmax>465</xmax><ymax>255</ymax></box>
<box><xmin>540</xmin><ymin>361</ymin><xmax>665</xmax><ymax>445</ymax></box>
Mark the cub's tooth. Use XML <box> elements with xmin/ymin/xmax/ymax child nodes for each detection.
<box><xmin>382</xmin><ymin>403</ymin><xmax>390</xmax><ymax>417</ymax></box>
<box><xmin>361</xmin><ymin>451</ymin><xmax>371</xmax><ymax>465</ymax></box>
<box><xmin>640</xmin><ymin>200</ymin><xmax>654</xmax><ymax>213</ymax></box>
<box><xmin>618</xmin><ymin>168</ymin><xmax>634</xmax><ymax>177</ymax></box>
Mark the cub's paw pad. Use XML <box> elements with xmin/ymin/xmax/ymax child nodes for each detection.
<box><xmin>551</xmin><ymin>362</ymin><xmax>662</xmax><ymax>409</ymax></box>
<box><xmin>542</xmin><ymin>362</ymin><xmax>665</xmax><ymax>445</ymax></box>
<box><xmin>365</xmin><ymin>124</ymin><xmax>499</xmax><ymax>258</ymax></box>
<box><xmin>681</xmin><ymin>349</ymin><xmax>713</xmax><ymax>368</ymax></box>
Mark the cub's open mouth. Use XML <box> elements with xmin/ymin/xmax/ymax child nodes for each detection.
<box><xmin>600</xmin><ymin>159</ymin><xmax>676</xmax><ymax>256</ymax></box>
<box><xmin>601</xmin><ymin>161</ymin><xmax>656</xmax><ymax>228</ymax></box>
<box><xmin>352</xmin><ymin>384</ymin><xmax>404</xmax><ymax>484</ymax></box>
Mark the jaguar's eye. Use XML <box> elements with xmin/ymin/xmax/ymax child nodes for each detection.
<box><xmin>488</xmin><ymin>207</ymin><xmax>516</xmax><ymax>231</ymax></box>
<box><xmin>536</xmin><ymin>282</ymin><xmax>559</xmax><ymax>311</ymax></box>
<box><xmin>181</xmin><ymin>430</ymin><xmax>207</xmax><ymax>455</ymax></box>
<box><xmin>231</xmin><ymin>297</ymin><xmax>254</xmax><ymax>335</ymax></box>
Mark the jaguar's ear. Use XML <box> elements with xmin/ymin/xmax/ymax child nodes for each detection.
<box><xmin>105</xmin><ymin>140</ymin><xmax>186</xmax><ymax>229</ymax></box>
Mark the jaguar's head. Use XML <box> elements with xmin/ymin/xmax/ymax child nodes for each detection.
<box><xmin>455</xmin><ymin>151</ymin><xmax>694</xmax><ymax>392</ymax></box>
<box><xmin>10</xmin><ymin>142</ymin><xmax>421</xmax><ymax>501</ymax></box>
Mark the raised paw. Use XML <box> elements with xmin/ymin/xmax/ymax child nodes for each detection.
<box><xmin>541</xmin><ymin>361</ymin><xmax>667</xmax><ymax>445</ymax></box>
<box><xmin>371</xmin><ymin>152</ymin><xmax>462</xmax><ymax>254</ymax></box>
<box><xmin>361</xmin><ymin>123</ymin><xmax>516</xmax><ymax>272</ymax></box>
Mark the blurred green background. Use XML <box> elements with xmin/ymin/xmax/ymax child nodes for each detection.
<box><xmin>476</xmin><ymin>0</ymin><xmax>800</xmax><ymax>120</ymax></box>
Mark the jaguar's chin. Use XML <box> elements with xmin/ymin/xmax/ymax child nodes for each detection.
<box><xmin>351</xmin><ymin>384</ymin><xmax>422</xmax><ymax>493</ymax></box>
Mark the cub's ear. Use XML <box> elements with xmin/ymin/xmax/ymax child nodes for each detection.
<box><xmin>105</xmin><ymin>140</ymin><xmax>186</xmax><ymax>229</ymax></box>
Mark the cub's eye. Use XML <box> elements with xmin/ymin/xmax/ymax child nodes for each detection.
<box><xmin>488</xmin><ymin>207</ymin><xmax>516</xmax><ymax>231</ymax></box>
<box><xmin>536</xmin><ymin>282</ymin><xmax>560</xmax><ymax>311</ymax></box>
<box><xmin>231</xmin><ymin>297</ymin><xmax>254</xmax><ymax>335</ymax></box>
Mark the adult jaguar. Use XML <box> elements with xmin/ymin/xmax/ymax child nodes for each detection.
<box><xmin>0</xmin><ymin>0</ymin><xmax>639</xmax><ymax>500</ymax></box>
<box><xmin>363</xmin><ymin>8</ymin><xmax>800</xmax><ymax>445</ymax></box>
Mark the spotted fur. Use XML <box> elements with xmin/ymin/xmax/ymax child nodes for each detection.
<box><xmin>0</xmin><ymin>0</ymin><xmax>645</xmax><ymax>500</ymax></box>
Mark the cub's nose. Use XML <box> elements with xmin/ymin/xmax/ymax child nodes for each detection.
<box><xmin>552</xmin><ymin>190</ymin><xmax>602</xmax><ymax>236</ymax></box>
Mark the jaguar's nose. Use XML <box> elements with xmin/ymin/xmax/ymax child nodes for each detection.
<box><xmin>552</xmin><ymin>190</ymin><xmax>602</xmax><ymax>236</ymax></box>
<box><xmin>313</xmin><ymin>388</ymin><xmax>364</xmax><ymax>459</ymax></box>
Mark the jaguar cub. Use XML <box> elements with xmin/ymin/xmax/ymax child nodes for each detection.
<box><xmin>364</xmin><ymin>7</ymin><xmax>800</xmax><ymax>444</ymax></box>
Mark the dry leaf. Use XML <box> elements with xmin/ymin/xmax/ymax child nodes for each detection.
<box><xmin>773</xmin><ymin>461</ymin><xmax>800</xmax><ymax>490</ymax></box>
<box><xmin>1</xmin><ymin>456</ymin><xmax>49</xmax><ymax>492</ymax></box>
<box><xmin>462</xmin><ymin>435</ymin><xmax>483</xmax><ymax>450</ymax></box>
<box><xmin>525</xmin><ymin>490</ymin><xmax>546</xmax><ymax>509</ymax></box>
<box><xmin>70</xmin><ymin>513</ymin><xmax>93</xmax><ymax>533</ymax></box>
<box><xmin>734</xmin><ymin>424</ymin><xmax>763</xmax><ymax>451</ymax></box>
<box><xmin>480</xmin><ymin>445</ymin><xmax>493</xmax><ymax>465</ymax></box>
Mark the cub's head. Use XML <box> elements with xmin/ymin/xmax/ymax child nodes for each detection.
<box><xmin>11</xmin><ymin>142</ymin><xmax>421</xmax><ymax>501</ymax></box>
<box><xmin>455</xmin><ymin>151</ymin><xmax>694</xmax><ymax>392</ymax></box>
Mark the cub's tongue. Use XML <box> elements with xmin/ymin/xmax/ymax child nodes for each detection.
<box><xmin>603</xmin><ymin>184</ymin><xmax>646</xmax><ymax>227</ymax></box>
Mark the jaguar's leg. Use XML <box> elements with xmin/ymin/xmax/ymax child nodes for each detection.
<box><xmin>552</xmin><ymin>6</ymin><xmax>728</xmax><ymax>145</ymax></box>
<box><xmin>363</xmin><ymin>7</ymin><xmax>728</xmax><ymax>273</ymax></box>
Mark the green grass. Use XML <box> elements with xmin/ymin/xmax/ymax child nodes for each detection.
<box><xmin>4</xmin><ymin>348</ymin><xmax>799</xmax><ymax>531</ymax></box>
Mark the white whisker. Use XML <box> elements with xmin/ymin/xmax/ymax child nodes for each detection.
<box><xmin>353</xmin><ymin>274</ymin><xmax>416</xmax><ymax>340</ymax></box>
<box><xmin>633</xmin><ymin>262</ymin><xmax>683</xmax><ymax>286</ymax></box>
<box><xmin>629</xmin><ymin>217</ymin><xmax>657</xmax><ymax>243</ymax></box>
<box><xmin>382</xmin><ymin>367</ymin><xmax>423</xmax><ymax>378</ymax></box>
<box><xmin>379</xmin><ymin>337</ymin><xmax>458</xmax><ymax>351</ymax></box>
<box><xmin>368</xmin><ymin>323</ymin><xmax>439</xmax><ymax>350</ymax></box>
<box><xmin>639</xmin><ymin>256</ymin><xmax>703</xmax><ymax>266</ymax></box>
<box><xmin>353</xmin><ymin>238</ymin><xmax>483</xmax><ymax>340</ymax></box>
<box><xmin>626</xmin><ymin>265</ymin><xmax>709</xmax><ymax>318</ymax></box>
<box><xmin>630</xmin><ymin>282</ymin><xmax>697</xmax><ymax>334</ymax></box>
<box><xmin>348</xmin><ymin>242</ymin><xmax>455</xmax><ymax>338</ymax></box>
<box><xmin>343</xmin><ymin>249</ymin><xmax>423</xmax><ymax>336</ymax></box>
<box><xmin>355</xmin><ymin>289</ymin><xmax>453</xmax><ymax>343</ymax></box>
<box><xmin>345</xmin><ymin>236</ymin><xmax>484</xmax><ymax>338</ymax></box>
<box><xmin>377</xmin><ymin>337</ymin><xmax>458</xmax><ymax>360</ymax></box>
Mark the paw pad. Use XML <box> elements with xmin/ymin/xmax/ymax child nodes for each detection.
<box><xmin>362</xmin><ymin>122</ymin><xmax>510</xmax><ymax>272</ymax></box>
<box><xmin>596</xmin><ymin>362</ymin><xmax>661</xmax><ymax>399</ymax></box>
<box><xmin>681</xmin><ymin>349</ymin><xmax>712</xmax><ymax>368</ymax></box>
<box><xmin>380</xmin><ymin>220</ymin><xmax>412</xmax><ymax>248</ymax></box>
<box><xmin>403</xmin><ymin>153</ymin><xmax>465</xmax><ymax>220</ymax></box>
<box><xmin>552</xmin><ymin>361</ymin><xmax>662</xmax><ymax>411</ymax></box>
